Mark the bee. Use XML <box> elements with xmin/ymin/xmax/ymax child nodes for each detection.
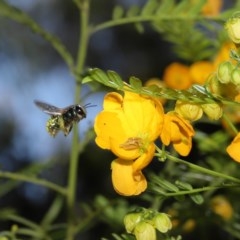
<box><xmin>34</xmin><ymin>100</ymin><xmax>94</xmax><ymax>137</ymax></box>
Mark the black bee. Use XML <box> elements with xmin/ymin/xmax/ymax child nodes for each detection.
<box><xmin>34</xmin><ymin>100</ymin><xmax>93</xmax><ymax>137</ymax></box>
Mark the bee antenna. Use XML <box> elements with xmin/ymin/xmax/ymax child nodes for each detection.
<box><xmin>84</xmin><ymin>103</ymin><xmax>97</xmax><ymax>108</ymax></box>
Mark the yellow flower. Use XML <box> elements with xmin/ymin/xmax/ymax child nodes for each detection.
<box><xmin>214</xmin><ymin>42</ymin><xmax>235</xmax><ymax>66</ymax></box>
<box><xmin>189</xmin><ymin>61</ymin><xmax>214</xmax><ymax>85</ymax></box>
<box><xmin>226</xmin><ymin>132</ymin><xmax>240</xmax><ymax>162</ymax></box>
<box><xmin>111</xmin><ymin>144</ymin><xmax>155</xmax><ymax>196</ymax></box>
<box><xmin>201</xmin><ymin>0</ymin><xmax>222</xmax><ymax>16</ymax></box>
<box><xmin>160</xmin><ymin>112</ymin><xmax>195</xmax><ymax>156</ymax></box>
<box><xmin>211</xmin><ymin>195</ymin><xmax>233</xmax><ymax>221</ymax></box>
<box><xmin>163</xmin><ymin>62</ymin><xmax>192</xmax><ymax>90</ymax></box>
<box><xmin>94</xmin><ymin>91</ymin><xmax>164</xmax><ymax>195</ymax></box>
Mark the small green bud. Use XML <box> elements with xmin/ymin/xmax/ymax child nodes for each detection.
<box><xmin>231</xmin><ymin>68</ymin><xmax>240</xmax><ymax>86</ymax></box>
<box><xmin>202</xmin><ymin>103</ymin><xmax>223</xmax><ymax>120</ymax></box>
<box><xmin>152</xmin><ymin>213</ymin><xmax>172</xmax><ymax>233</ymax></box>
<box><xmin>134</xmin><ymin>222</ymin><xmax>156</xmax><ymax>240</ymax></box>
<box><xmin>124</xmin><ymin>213</ymin><xmax>142</xmax><ymax>233</ymax></box>
<box><xmin>175</xmin><ymin>100</ymin><xmax>203</xmax><ymax>121</ymax></box>
<box><xmin>217</xmin><ymin>61</ymin><xmax>234</xmax><ymax>84</ymax></box>
<box><xmin>225</xmin><ymin>15</ymin><xmax>240</xmax><ymax>44</ymax></box>
<box><xmin>11</xmin><ymin>224</ymin><xmax>18</xmax><ymax>233</ymax></box>
<box><xmin>205</xmin><ymin>73</ymin><xmax>221</xmax><ymax>96</ymax></box>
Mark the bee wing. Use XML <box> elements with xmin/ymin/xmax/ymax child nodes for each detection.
<box><xmin>34</xmin><ymin>100</ymin><xmax>63</xmax><ymax>116</ymax></box>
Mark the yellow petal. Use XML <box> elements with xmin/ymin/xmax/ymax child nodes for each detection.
<box><xmin>94</xmin><ymin>111</ymin><xmax>125</xmax><ymax>149</ymax></box>
<box><xmin>173</xmin><ymin>137</ymin><xmax>192</xmax><ymax>156</ymax></box>
<box><xmin>160</xmin><ymin>112</ymin><xmax>194</xmax><ymax>156</ymax></box>
<box><xmin>121</xmin><ymin>92</ymin><xmax>164</xmax><ymax>141</ymax></box>
<box><xmin>132</xmin><ymin>143</ymin><xmax>155</xmax><ymax>172</ymax></box>
<box><xmin>111</xmin><ymin>159</ymin><xmax>147</xmax><ymax>196</ymax></box>
<box><xmin>227</xmin><ymin>132</ymin><xmax>240</xmax><ymax>162</ymax></box>
<box><xmin>103</xmin><ymin>92</ymin><xmax>123</xmax><ymax>110</ymax></box>
<box><xmin>163</xmin><ymin>62</ymin><xmax>192</xmax><ymax>90</ymax></box>
<box><xmin>110</xmin><ymin>137</ymin><xmax>140</xmax><ymax>160</ymax></box>
<box><xmin>189</xmin><ymin>61</ymin><xmax>214</xmax><ymax>85</ymax></box>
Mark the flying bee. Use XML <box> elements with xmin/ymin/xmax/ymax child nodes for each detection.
<box><xmin>34</xmin><ymin>100</ymin><xmax>94</xmax><ymax>137</ymax></box>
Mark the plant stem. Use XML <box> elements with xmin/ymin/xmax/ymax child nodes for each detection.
<box><xmin>164</xmin><ymin>183</ymin><xmax>239</xmax><ymax>197</ymax></box>
<box><xmin>222</xmin><ymin>112</ymin><xmax>239</xmax><ymax>135</ymax></box>
<box><xmin>0</xmin><ymin>171</ymin><xmax>66</xmax><ymax>195</ymax></box>
<box><xmin>164</xmin><ymin>153</ymin><xmax>240</xmax><ymax>184</ymax></box>
<box><xmin>66</xmin><ymin>0</ymin><xmax>90</xmax><ymax>239</ymax></box>
<box><xmin>90</xmin><ymin>15</ymin><xmax>218</xmax><ymax>35</ymax></box>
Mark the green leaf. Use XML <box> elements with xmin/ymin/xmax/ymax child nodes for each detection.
<box><xmin>126</xmin><ymin>5</ymin><xmax>140</xmax><ymax>17</ymax></box>
<box><xmin>188</xmin><ymin>0</ymin><xmax>206</xmax><ymax>16</ymax></box>
<box><xmin>175</xmin><ymin>180</ymin><xmax>193</xmax><ymax>190</ymax></box>
<box><xmin>190</xmin><ymin>193</ymin><xmax>204</xmax><ymax>205</ymax></box>
<box><xmin>155</xmin><ymin>0</ymin><xmax>174</xmax><ymax>15</ymax></box>
<box><xmin>157</xmin><ymin>179</ymin><xmax>179</xmax><ymax>193</ymax></box>
<box><xmin>129</xmin><ymin>76</ymin><xmax>142</xmax><ymax>90</ymax></box>
<box><xmin>171</xmin><ymin>0</ymin><xmax>189</xmax><ymax>15</ymax></box>
<box><xmin>141</xmin><ymin>0</ymin><xmax>158</xmax><ymax>16</ymax></box>
<box><xmin>82</xmin><ymin>76</ymin><xmax>93</xmax><ymax>84</ymax></box>
<box><xmin>134</xmin><ymin>22</ymin><xmax>145</xmax><ymax>33</ymax></box>
<box><xmin>175</xmin><ymin>181</ymin><xmax>204</xmax><ymax>204</ymax></box>
<box><xmin>107</xmin><ymin>70</ymin><xmax>124</xmax><ymax>89</ymax></box>
<box><xmin>41</xmin><ymin>195</ymin><xmax>64</xmax><ymax>226</ymax></box>
<box><xmin>90</xmin><ymin>68</ymin><xmax>110</xmax><ymax>85</ymax></box>
<box><xmin>112</xmin><ymin>5</ymin><xmax>124</xmax><ymax>20</ymax></box>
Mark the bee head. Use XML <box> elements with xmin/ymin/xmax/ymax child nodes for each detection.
<box><xmin>76</xmin><ymin>105</ymin><xmax>87</xmax><ymax>120</ymax></box>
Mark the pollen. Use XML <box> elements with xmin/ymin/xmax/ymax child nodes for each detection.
<box><xmin>120</xmin><ymin>137</ymin><xmax>143</xmax><ymax>150</ymax></box>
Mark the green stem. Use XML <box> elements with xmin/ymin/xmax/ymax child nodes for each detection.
<box><xmin>156</xmin><ymin>151</ymin><xmax>240</xmax><ymax>184</ymax></box>
<box><xmin>90</xmin><ymin>15</ymin><xmax>220</xmax><ymax>35</ymax></box>
<box><xmin>0</xmin><ymin>171</ymin><xmax>66</xmax><ymax>195</ymax></box>
<box><xmin>164</xmin><ymin>183</ymin><xmax>239</xmax><ymax>197</ymax></box>
<box><xmin>222</xmin><ymin>112</ymin><xmax>239</xmax><ymax>135</ymax></box>
<box><xmin>66</xmin><ymin>0</ymin><xmax>90</xmax><ymax>239</ymax></box>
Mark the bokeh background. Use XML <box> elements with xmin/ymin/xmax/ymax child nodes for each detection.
<box><xmin>0</xmin><ymin>0</ymin><xmax>173</xmax><ymax>237</ymax></box>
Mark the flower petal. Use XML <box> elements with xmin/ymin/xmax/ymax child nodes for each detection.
<box><xmin>173</xmin><ymin>137</ymin><xmax>192</xmax><ymax>156</ymax></box>
<box><xmin>160</xmin><ymin>112</ymin><xmax>194</xmax><ymax>156</ymax></box>
<box><xmin>111</xmin><ymin>159</ymin><xmax>147</xmax><ymax>196</ymax></box>
<box><xmin>94</xmin><ymin>111</ymin><xmax>125</xmax><ymax>149</ymax></box>
<box><xmin>121</xmin><ymin>92</ymin><xmax>164</xmax><ymax>141</ymax></box>
<box><xmin>103</xmin><ymin>92</ymin><xmax>123</xmax><ymax>111</ymax></box>
<box><xmin>227</xmin><ymin>132</ymin><xmax>240</xmax><ymax>162</ymax></box>
<box><xmin>132</xmin><ymin>143</ymin><xmax>155</xmax><ymax>172</ymax></box>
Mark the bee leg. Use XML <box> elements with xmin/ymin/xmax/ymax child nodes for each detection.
<box><xmin>63</xmin><ymin>124</ymin><xmax>73</xmax><ymax>136</ymax></box>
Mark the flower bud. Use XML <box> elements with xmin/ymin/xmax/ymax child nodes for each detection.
<box><xmin>205</xmin><ymin>73</ymin><xmax>221</xmax><ymax>96</ymax></box>
<box><xmin>175</xmin><ymin>100</ymin><xmax>203</xmax><ymax>121</ymax></box>
<box><xmin>225</xmin><ymin>15</ymin><xmax>240</xmax><ymax>44</ymax></box>
<box><xmin>217</xmin><ymin>61</ymin><xmax>234</xmax><ymax>84</ymax></box>
<box><xmin>0</xmin><ymin>237</ymin><xmax>9</xmax><ymax>240</ymax></box>
<box><xmin>202</xmin><ymin>103</ymin><xmax>222</xmax><ymax>120</ymax></box>
<box><xmin>231</xmin><ymin>67</ymin><xmax>240</xmax><ymax>86</ymax></box>
<box><xmin>134</xmin><ymin>222</ymin><xmax>156</xmax><ymax>240</ymax></box>
<box><xmin>124</xmin><ymin>213</ymin><xmax>142</xmax><ymax>233</ymax></box>
<box><xmin>152</xmin><ymin>213</ymin><xmax>172</xmax><ymax>233</ymax></box>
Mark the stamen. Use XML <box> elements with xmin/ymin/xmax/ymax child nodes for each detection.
<box><xmin>120</xmin><ymin>137</ymin><xmax>143</xmax><ymax>150</ymax></box>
